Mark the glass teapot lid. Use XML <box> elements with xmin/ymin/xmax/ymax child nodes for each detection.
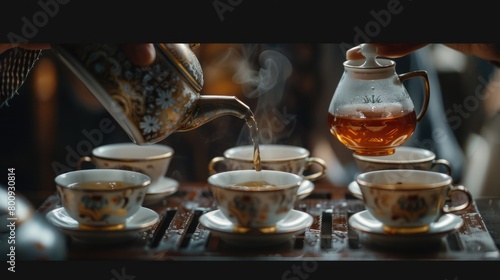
<box><xmin>344</xmin><ymin>44</ymin><xmax>395</xmax><ymax>79</ymax></box>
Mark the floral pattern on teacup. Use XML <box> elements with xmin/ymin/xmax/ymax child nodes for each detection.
<box><xmin>227</xmin><ymin>196</ymin><xmax>263</xmax><ymax>227</ymax></box>
<box><xmin>78</xmin><ymin>195</ymin><xmax>128</xmax><ymax>222</ymax></box>
<box><xmin>391</xmin><ymin>195</ymin><xmax>429</xmax><ymax>223</ymax></box>
<box><xmin>223</xmin><ymin>192</ymin><xmax>294</xmax><ymax>228</ymax></box>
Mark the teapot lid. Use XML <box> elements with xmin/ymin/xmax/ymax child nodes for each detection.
<box><xmin>343</xmin><ymin>44</ymin><xmax>396</xmax><ymax>80</ymax></box>
<box><xmin>344</xmin><ymin>43</ymin><xmax>395</xmax><ymax>70</ymax></box>
<box><xmin>157</xmin><ymin>43</ymin><xmax>204</xmax><ymax>92</ymax></box>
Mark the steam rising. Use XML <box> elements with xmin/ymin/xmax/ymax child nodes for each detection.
<box><xmin>217</xmin><ymin>44</ymin><xmax>293</xmax><ymax>145</ymax></box>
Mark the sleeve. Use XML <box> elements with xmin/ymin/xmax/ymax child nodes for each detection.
<box><xmin>0</xmin><ymin>48</ymin><xmax>43</xmax><ymax>107</ymax></box>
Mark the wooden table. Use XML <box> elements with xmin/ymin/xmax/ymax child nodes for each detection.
<box><xmin>38</xmin><ymin>180</ymin><xmax>500</xmax><ymax>262</ymax></box>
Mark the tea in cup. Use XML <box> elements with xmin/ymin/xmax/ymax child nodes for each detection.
<box><xmin>356</xmin><ymin>169</ymin><xmax>472</xmax><ymax>234</ymax></box>
<box><xmin>77</xmin><ymin>143</ymin><xmax>174</xmax><ymax>185</ymax></box>
<box><xmin>208</xmin><ymin>144</ymin><xmax>327</xmax><ymax>181</ymax></box>
<box><xmin>353</xmin><ymin>146</ymin><xmax>451</xmax><ymax>175</ymax></box>
<box><xmin>55</xmin><ymin>169</ymin><xmax>151</xmax><ymax>229</ymax></box>
<box><xmin>208</xmin><ymin>169</ymin><xmax>302</xmax><ymax>232</ymax></box>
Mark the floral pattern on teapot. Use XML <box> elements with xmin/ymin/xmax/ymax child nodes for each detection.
<box><xmin>63</xmin><ymin>44</ymin><xmax>198</xmax><ymax>143</ymax></box>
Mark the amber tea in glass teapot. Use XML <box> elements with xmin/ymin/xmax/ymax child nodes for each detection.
<box><xmin>328</xmin><ymin>44</ymin><xmax>430</xmax><ymax>156</ymax></box>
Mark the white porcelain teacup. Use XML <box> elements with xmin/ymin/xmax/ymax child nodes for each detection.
<box><xmin>353</xmin><ymin>146</ymin><xmax>451</xmax><ymax>175</ymax></box>
<box><xmin>77</xmin><ymin>142</ymin><xmax>174</xmax><ymax>186</ymax></box>
<box><xmin>208</xmin><ymin>169</ymin><xmax>303</xmax><ymax>233</ymax></box>
<box><xmin>356</xmin><ymin>169</ymin><xmax>472</xmax><ymax>234</ymax></box>
<box><xmin>208</xmin><ymin>144</ymin><xmax>327</xmax><ymax>181</ymax></box>
<box><xmin>55</xmin><ymin>169</ymin><xmax>151</xmax><ymax>229</ymax></box>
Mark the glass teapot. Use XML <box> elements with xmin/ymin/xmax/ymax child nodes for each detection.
<box><xmin>51</xmin><ymin>43</ymin><xmax>255</xmax><ymax>145</ymax></box>
<box><xmin>328</xmin><ymin>44</ymin><xmax>430</xmax><ymax>156</ymax></box>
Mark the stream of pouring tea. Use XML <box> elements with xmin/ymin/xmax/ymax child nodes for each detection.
<box><xmin>214</xmin><ymin>45</ymin><xmax>293</xmax><ymax>172</ymax></box>
<box><xmin>245</xmin><ymin>114</ymin><xmax>262</xmax><ymax>171</ymax></box>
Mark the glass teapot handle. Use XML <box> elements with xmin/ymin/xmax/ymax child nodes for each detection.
<box><xmin>399</xmin><ymin>70</ymin><xmax>430</xmax><ymax>122</ymax></box>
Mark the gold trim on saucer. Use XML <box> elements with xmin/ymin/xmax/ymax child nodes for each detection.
<box><xmin>233</xmin><ymin>225</ymin><xmax>278</xmax><ymax>234</ymax></box>
<box><xmin>382</xmin><ymin>224</ymin><xmax>430</xmax><ymax>235</ymax></box>
<box><xmin>78</xmin><ymin>223</ymin><xmax>126</xmax><ymax>231</ymax></box>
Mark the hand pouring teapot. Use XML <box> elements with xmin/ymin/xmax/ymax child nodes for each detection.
<box><xmin>51</xmin><ymin>43</ymin><xmax>254</xmax><ymax>145</ymax></box>
<box><xmin>328</xmin><ymin>44</ymin><xmax>430</xmax><ymax>156</ymax></box>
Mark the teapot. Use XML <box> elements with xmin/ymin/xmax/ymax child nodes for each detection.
<box><xmin>328</xmin><ymin>44</ymin><xmax>430</xmax><ymax>156</ymax></box>
<box><xmin>0</xmin><ymin>186</ymin><xmax>67</xmax><ymax>260</ymax></box>
<box><xmin>51</xmin><ymin>43</ymin><xmax>255</xmax><ymax>145</ymax></box>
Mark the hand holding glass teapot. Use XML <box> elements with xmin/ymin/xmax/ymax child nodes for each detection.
<box><xmin>346</xmin><ymin>43</ymin><xmax>500</xmax><ymax>64</ymax></box>
<box><xmin>328</xmin><ymin>43</ymin><xmax>430</xmax><ymax>156</ymax></box>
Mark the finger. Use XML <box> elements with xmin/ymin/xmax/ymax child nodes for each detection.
<box><xmin>346</xmin><ymin>44</ymin><xmax>428</xmax><ymax>60</ymax></box>
<box><xmin>373</xmin><ymin>44</ymin><xmax>428</xmax><ymax>58</ymax></box>
<box><xmin>18</xmin><ymin>43</ymin><xmax>51</xmax><ymax>50</ymax></box>
<box><xmin>0</xmin><ymin>43</ymin><xmax>50</xmax><ymax>54</ymax></box>
<box><xmin>121</xmin><ymin>44</ymin><xmax>156</xmax><ymax>67</ymax></box>
<box><xmin>0</xmin><ymin>44</ymin><xmax>12</xmax><ymax>54</ymax></box>
<box><xmin>346</xmin><ymin>45</ymin><xmax>364</xmax><ymax>60</ymax></box>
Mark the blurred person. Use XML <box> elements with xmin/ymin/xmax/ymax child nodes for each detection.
<box><xmin>458</xmin><ymin>52</ymin><xmax>500</xmax><ymax>198</ymax></box>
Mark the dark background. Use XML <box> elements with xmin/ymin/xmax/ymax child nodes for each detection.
<box><xmin>0</xmin><ymin>0</ymin><xmax>496</xmax><ymax>43</ymax></box>
<box><xmin>1</xmin><ymin>0</ymin><xmax>499</xmax><ymax>279</ymax></box>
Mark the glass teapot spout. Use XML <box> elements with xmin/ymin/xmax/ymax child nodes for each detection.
<box><xmin>176</xmin><ymin>95</ymin><xmax>254</xmax><ymax>132</ymax></box>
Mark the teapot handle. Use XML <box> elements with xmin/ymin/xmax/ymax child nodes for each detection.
<box><xmin>398</xmin><ymin>70</ymin><xmax>430</xmax><ymax>122</ymax></box>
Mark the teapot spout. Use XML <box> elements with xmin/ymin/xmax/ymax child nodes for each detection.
<box><xmin>176</xmin><ymin>95</ymin><xmax>254</xmax><ymax>132</ymax></box>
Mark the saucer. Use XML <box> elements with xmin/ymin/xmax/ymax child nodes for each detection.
<box><xmin>347</xmin><ymin>181</ymin><xmax>363</xmax><ymax>200</ymax></box>
<box><xmin>349</xmin><ymin>210</ymin><xmax>464</xmax><ymax>250</ymax></box>
<box><xmin>297</xmin><ymin>180</ymin><xmax>314</xmax><ymax>199</ymax></box>
<box><xmin>45</xmin><ymin>207</ymin><xmax>159</xmax><ymax>244</ymax></box>
<box><xmin>199</xmin><ymin>209</ymin><xmax>313</xmax><ymax>246</ymax></box>
<box><xmin>144</xmin><ymin>177</ymin><xmax>179</xmax><ymax>205</ymax></box>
